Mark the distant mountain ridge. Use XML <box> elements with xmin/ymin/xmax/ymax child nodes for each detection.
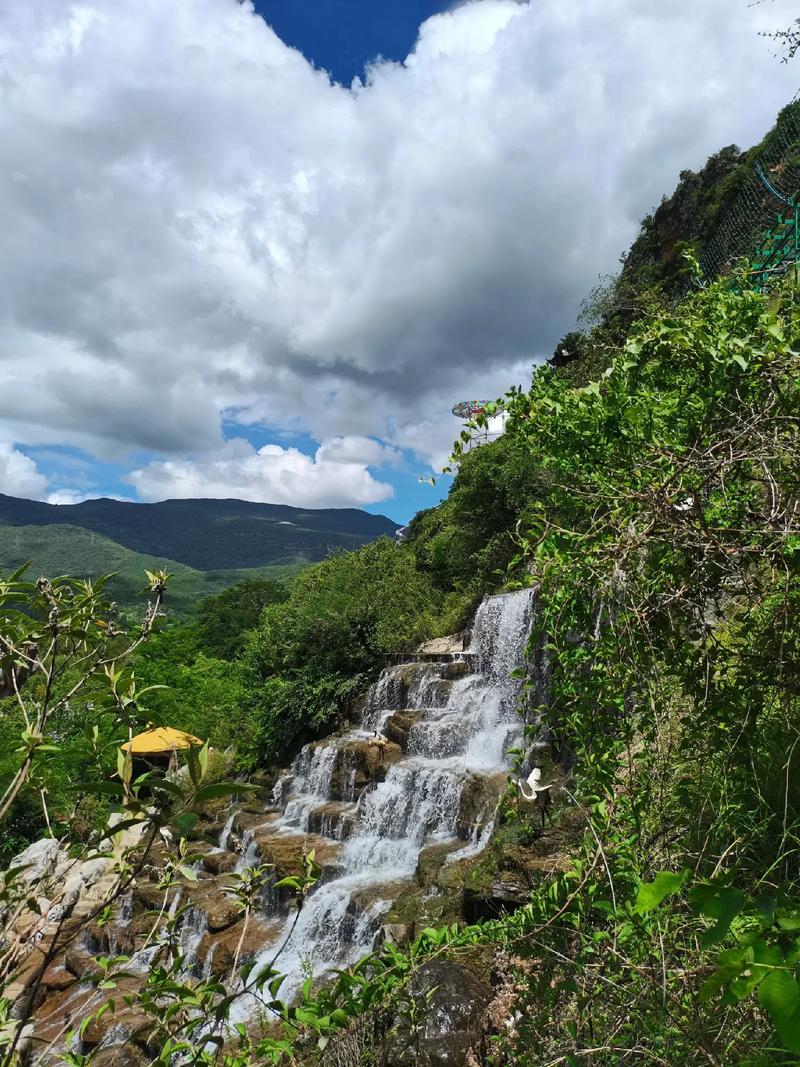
<box><xmin>0</xmin><ymin>494</ymin><xmax>398</xmax><ymax>571</ymax></box>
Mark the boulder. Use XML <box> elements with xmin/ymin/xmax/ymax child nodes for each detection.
<box><xmin>201</xmin><ymin>849</ymin><xmax>238</xmax><ymax>876</ymax></box>
<box><xmin>91</xmin><ymin>1045</ymin><xmax>149</xmax><ymax>1067</ymax></box>
<box><xmin>254</xmin><ymin>833</ymin><xmax>342</xmax><ymax>881</ymax></box>
<box><xmin>6</xmin><ymin>839</ymin><xmax>60</xmax><ymax>893</ymax></box>
<box><xmin>306</xmin><ymin>801</ymin><xmax>357</xmax><ymax>840</ymax></box>
<box><xmin>186</xmin><ymin>878</ymin><xmax>241</xmax><ymax>932</ymax></box>
<box><xmin>64</xmin><ymin>948</ymin><xmax>104</xmax><ymax>981</ymax></box>
<box><xmin>455</xmin><ymin>771</ymin><xmax>506</xmax><ymax>841</ymax></box>
<box><xmin>415</xmin><ymin>635</ymin><xmax>466</xmax><ymax>655</ymax></box>
<box><xmin>383</xmin><ymin>959</ymin><xmax>492</xmax><ymax>1066</ymax></box>
<box><xmin>131</xmin><ymin>881</ymin><xmax>179</xmax><ymax>913</ymax></box>
<box><xmin>329</xmin><ymin>739</ymin><xmax>402</xmax><ymax>799</ymax></box>
<box><xmin>81</xmin><ymin>1003</ymin><xmax>155</xmax><ymax>1051</ymax></box>
<box><xmin>194</xmin><ymin>917</ymin><xmax>275</xmax><ymax>977</ymax></box>
<box><xmin>442</xmin><ymin>660</ymin><xmax>471</xmax><ymax>680</ymax></box>
<box><xmin>382</xmin><ymin>710</ymin><xmax>424</xmax><ymax>751</ymax></box>
<box><xmin>83</xmin><ymin>919</ymin><xmax>136</xmax><ymax>956</ymax></box>
<box><xmin>40</xmin><ymin>965</ymin><xmax>77</xmax><ymax>993</ymax></box>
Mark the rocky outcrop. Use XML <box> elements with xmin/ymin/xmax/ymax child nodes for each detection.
<box><xmin>382</xmin><ymin>709</ymin><xmax>424</xmax><ymax>751</ymax></box>
<box><xmin>13</xmin><ymin>589</ymin><xmax>560</xmax><ymax>1061</ymax></box>
<box><xmin>194</xmin><ymin>916</ymin><xmax>275</xmax><ymax>977</ymax></box>
<box><xmin>383</xmin><ymin>959</ymin><xmax>493</xmax><ymax>1067</ymax></box>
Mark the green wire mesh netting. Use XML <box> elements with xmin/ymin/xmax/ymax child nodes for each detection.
<box><xmin>700</xmin><ymin>101</ymin><xmax>800</xmax><ymax>285</ymax></box>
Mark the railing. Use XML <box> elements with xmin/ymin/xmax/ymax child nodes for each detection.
<box><xmin>381</xmin><ymin>651</ymin><xmax>475</xmax><ymax>667</ymax></box>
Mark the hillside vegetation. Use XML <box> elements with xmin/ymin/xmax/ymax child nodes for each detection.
<box><xmin>2</xmin><ymin>118</ymin><xmax>800</xmax><ymax>1063</ymax></box>
<box><xmin>2</xmin><ymin>266</ymin><xmax>797</xmax><ymax>1064</ymax></box>
<box><xmin>0</xmin><ymin>523</ymin><xmax>303</xmax><ymax>616</ymax></box>
<box><xmin>0</xmin><ymin>494</ymin><xmax>397</xmax><ymax>570</ymax></box>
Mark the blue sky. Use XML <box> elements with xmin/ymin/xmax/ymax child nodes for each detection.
<box><xmin>235</xmin><ymin>1</ymin><xmax>454</xmax><ymax>525</ymax></box>
<box><xmin>1</xmin><ymin>0</ymin><xmax>797</xmax><ymax>524</ymax></box>
<box><xmin>251</xmin><ymin>1</ymin><xmax>447</xmax><ymax>86</ymax></box>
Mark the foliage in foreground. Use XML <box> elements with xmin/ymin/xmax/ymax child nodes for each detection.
<box><xmin>451</xmin><ymin>272</ymin><xmax>800</xmax><ymax>1063</ymax></box>
<box><xmin>2</xmin><ymin>274</ymin><xmax>800</xmax><ymax>1065</ymax></box>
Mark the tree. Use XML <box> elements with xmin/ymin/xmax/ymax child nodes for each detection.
<box><xmin>197</xmin><ymin>576</ymin><xmax>289</xmax><ymax>660</ymax></box>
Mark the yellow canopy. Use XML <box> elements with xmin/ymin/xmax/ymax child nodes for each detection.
<box><xmin>122</xmin><ymin>726</ymin><xmax>203</xmax><ymax>755</ymax></box>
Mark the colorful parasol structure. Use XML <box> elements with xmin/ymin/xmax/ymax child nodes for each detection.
<box><xmin>122</xmin><ymin>726</ymin><xmax>203</xmax><ymax>756</ymax></box>
<box><xmin>451</xmin><ymin>400</ymin><xmax>490</xmax><ymax>419</ymax></box>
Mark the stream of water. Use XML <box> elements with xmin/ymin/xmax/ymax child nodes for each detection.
<box><xmin>232</xmin><ymin>588</ymin><xmax>535</xmax><ymax>1007</ymax></box>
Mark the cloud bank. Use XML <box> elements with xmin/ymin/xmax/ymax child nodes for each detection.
<box><xmin>0</xmin><ymin>0</ymin><xmax>796</xmax><ymax>506</ymax></box>
<box><xmin>127</xmin><ymin>436</ymin><xmax>397</xmax><ymax>507</ymax></box>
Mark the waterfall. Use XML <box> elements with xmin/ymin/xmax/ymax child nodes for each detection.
<box><xmin>230</xmin><ymin>588</ymin><xmax>534</xmax><ymax>1010</ymax></box>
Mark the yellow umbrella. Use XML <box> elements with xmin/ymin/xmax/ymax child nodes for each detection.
<box><xmin>121</xmin><ymin>726</ymin><xmax>203</xmax><ymax>755</ymax></box>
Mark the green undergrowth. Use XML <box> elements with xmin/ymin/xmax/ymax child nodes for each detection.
<box><xmin>4</xmin><ymin>270</ymin><xmax>800</xmax><ymax>1065</ymax></box>
<box><xmin>275</xmin><ymin>272</ymin><xmax>800</xmax><ymax>1064</ymax></box>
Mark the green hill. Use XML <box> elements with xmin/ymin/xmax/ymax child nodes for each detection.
<box><xmin>0</xmin><ymin>523</ymin><xmax>304</xmax><ymax>617</ymax></box>
<box><xmin>0</xmin><ymin>495</ymin><xmax>398</xmax><ymax>570</ymax></box>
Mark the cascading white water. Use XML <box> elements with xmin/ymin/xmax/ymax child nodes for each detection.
<box><xmin>232</xmin><ymin>588</ymin><xmax>534</xmax><ymax>1008</ymax></box>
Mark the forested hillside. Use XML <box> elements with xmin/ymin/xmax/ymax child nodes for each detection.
<box><xmin>0</xmin><ymin>523</ymin><xmax>302</xmax><ymax>616</ymax></box>
<box><xmin>0</xmin><ymin>494</ymin><xmax>397</xmax><ymax>569</ymax></box>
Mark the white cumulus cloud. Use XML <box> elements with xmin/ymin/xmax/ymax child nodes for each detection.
<box><xmin>0</xmin><ymin>0</ymin><xmax>796</xmax><ymax>503</ymax></box>
<box><xmin>126</xmin><ymin>437</ymin><xmax>395</xmax><ymax>507</ymax></box>
<box><xmin>0</xmin><ymin>444</ymin><xmax>48</xmax><ymax>499</ymax></box>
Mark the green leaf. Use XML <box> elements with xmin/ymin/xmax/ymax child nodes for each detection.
<box><xmin>193</xmin><ymin>782</ymin><xmax>258</xmax><ymax>804</ymax></box>
<box><xmin>760</xmin><ymin>969</ymin><xmax>800</xmax><ymax>1053</ymax></box>
<box><xmin>186</xmin><ymin>745</ymin><xmax>201</xmax><ymax>788</ymax></box>
<box><xmin>633</xmin><ymin>869</ymin><xmax>688</xmax><ymax>914</ymax></box>
<box><xmin>116</xmin><ymin>746</ymin><xmax>132</xmax><ymax>788</ymax></box>
<box><xmin>171</xmin><ymin>812</ymin><xmax>199</xmax><ymax>837</ymax></box>
<box><xmin>694</xmin><ymin>886</ymin><xmax>746</xmax><ymax>948</ymax></box>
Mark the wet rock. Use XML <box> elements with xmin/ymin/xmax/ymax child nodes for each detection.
<box><xmin>255</xmin><ymin>834</ymin><xmax>342</xmax><ymax>882</ymax></box>
<box><xmin>83</xmin><ymin>919</ymin><xmax>135</xmax><ymax>956</ymax></box>
<box><xmin>306</xmin><ymin>801</ymin><xmax>356</xmax><ymax>840</ymax></box>
<box><xmin>383</xmin><ymin>710</ymin><xmax>424</xmax><ymax>751</ymax></box>
<box><xmin>187</xmin><ymin>878</ymin><xmax>241</xmax><ymax>932</ymax></box>
<box><xmin>91</xmin><ymin>1044</ymin><xmax>149</xmax><ymax>1067</ymax></box>
<box><xmin>330</xmin><ymin>739</ymin><xmax>403</xmax><ymax>799</ymax></box>
<box><xmin>232</xmin><ymin>809</ymin><xmax>268</xmax><ymax>836</ymax></box>
<box><xmin>64</xmin><ymin>948</ymin><xmax>104</xmax><ymax>981</ymax></box>
<box><xmin>386</xmin><ymin>843</ymin><xmax>466</xmax><ymax>935</ymax></box>
<box><xmin>131</xmin><ymin>880</ymin><xmax>179</xmax><ymax>913</ymax></box>
<box><xmin>30</xmin><ymin>982</ymin><xmax>98</xmax><ymax>1047</ymax></box>
<box><xmin>201</xmin><ymin>849</ymin><xmax>238</xmax><ymax>876</ymax></box>
<box><xmin>40</xmin><ymin>965</ymin><xmax>76</xmax><ymax>993</ymax></box>
<box><xmin>195</xmin><ymin>917</ymin><xmax>275</xmax><ymax>976</ymax></box>
<box><xmin>456</xmin><ymin>771</ymin><xmax>506</xmax><ymax>841</ymax></box>
<box><xmin>442</xmin><ymin>660</ymin><xmax>471</xmax><ymax>680</ymax></box>
<box><xmin>384</xmin><ymin>959</ymin><xmax>492</xmax><ymax>1066</ymax></box>
<box><xmin>81</xmin><ymin>1003</ymin><xmax>155</xmax><ymax>1050</ymax></box>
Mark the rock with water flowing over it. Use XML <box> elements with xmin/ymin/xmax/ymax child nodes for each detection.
<box><xmin>384</xmin><ymin>959</ymin><xmax>493</xmax><ymax>1067</ymax></box>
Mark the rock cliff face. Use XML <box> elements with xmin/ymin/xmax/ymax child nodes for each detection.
<box><xmin>617</xmin><ymin>101</ymin><xmax>800</xmax><ymax>302</ymax></box>
<box><xmin>619</xmin><ymin>145</ymin><xmax>745</xmax><ymax>297</ymax></box>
